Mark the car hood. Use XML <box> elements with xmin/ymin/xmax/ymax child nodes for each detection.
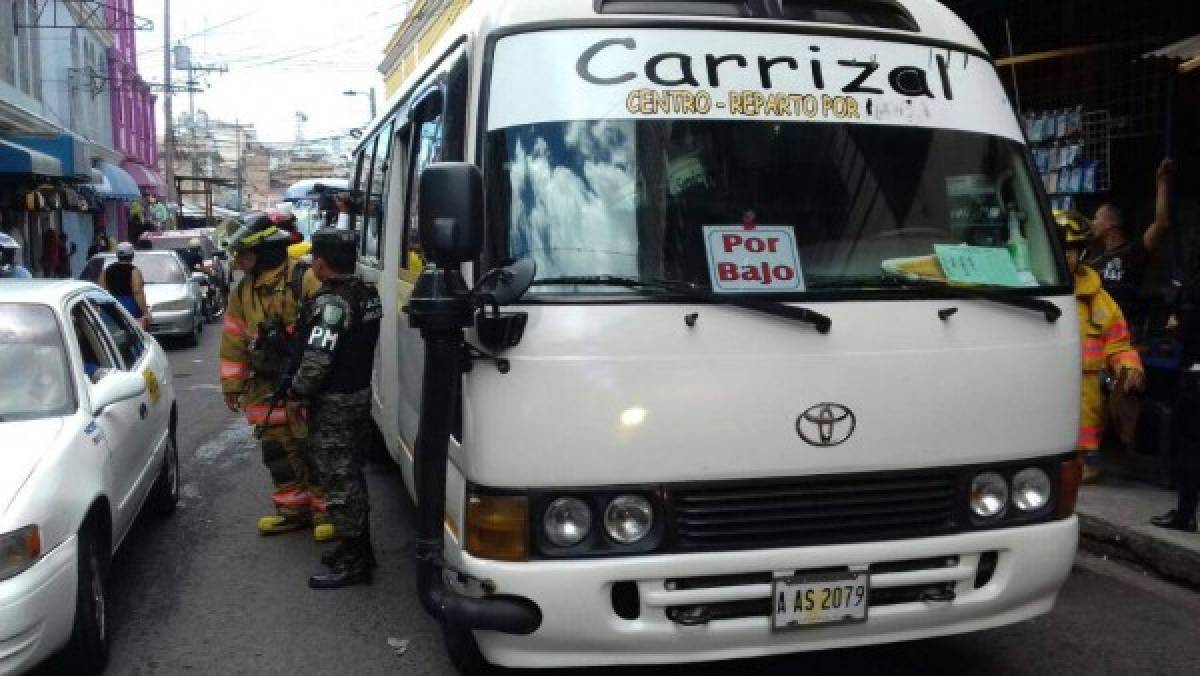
<box><xmin>145</xmin><ymin>283</ymin><xmax>192</xmax><ymax>306</ymax></box>
<box><xmin>0</xmin><ymin>417</ymin><xmax>65</xmax><ymax>514</ymax></box>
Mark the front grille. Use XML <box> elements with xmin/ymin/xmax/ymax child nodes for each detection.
<box><xmin>669</xmin><ymin>471</ymin><xmax>960</xmax><ymax>551</ymax></box>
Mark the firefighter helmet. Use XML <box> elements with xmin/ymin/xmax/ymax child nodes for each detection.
<box><xmin>1053</xmin><ymin>209</ymin><xmax>1090</xmax><ymax>247</ymax></box>
<box><xmin>227</xmin><ymin>212</ymin><xmax>291</xmax><ymax>256</ymax></box>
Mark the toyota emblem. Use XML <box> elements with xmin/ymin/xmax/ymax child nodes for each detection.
<box><xmin>796</xmin><ymin>403</ymin><xmax>856</xmax><ymax>447</ymax></box>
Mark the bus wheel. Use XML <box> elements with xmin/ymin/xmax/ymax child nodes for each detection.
<box><xmin>443</xmin><ymin>620</ymin><xmax>491</xmax><ymax>675</ymax></box>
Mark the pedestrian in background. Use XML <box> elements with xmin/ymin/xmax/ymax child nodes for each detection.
<box><xmin>1153</xmin><ymin>244</ymin><xmax>1200</xmax><ymax>532</ymax></box>
<box><xmin>1086</xmin><ymin>158</ymin><xmax>1176</xmax><ymax>331</ymax></box>
<box><xmin>100</xmin><ymin>242</ymin><xmax>150</xmax><ymax>327</ymax></box>
<box><xmin>57</xmin><ymin>231</ymin><xmax>76</xmax><ymax>278</ymax></box>
<box><xmin>0</xmin><ymin>233</ymin><xmax>32</xmax><ymax>278</ymax></box>
<box><xmin>1057</xmin><ymin>210</ymin><xmax>1145</xmax><ymax>482</ymax></box>
<box><xmin>87</xmin><ymin>231</ymin><xmax>110</xmax><ymax>259</ymax></box>
<box><xmin>288</xmin><ymin>227</ymin><xmax>381</xmax><ymax>588</ymax></box>
<box><xmin>39</xmin><ymin>227</ymin><xmax>61</xmax><ymax>278</ymax></box>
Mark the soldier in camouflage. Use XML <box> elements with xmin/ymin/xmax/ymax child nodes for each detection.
<box><xmin>289</xmin><ymin>227</ymin><xmax>382</xmax><ymax>588</ymax></box>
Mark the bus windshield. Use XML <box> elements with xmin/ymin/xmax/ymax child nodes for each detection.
<box><xmin>488</xmin><ymin>120</ymin><xmax>1064</xmax><ymax>296</ymax></box>
<box><xmin>483</xmin><ymin>29</ymin><xmax>1067</xmax><ymax>298</ymax></box>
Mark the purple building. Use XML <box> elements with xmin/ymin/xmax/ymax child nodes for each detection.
<box><xmin>107</xmin><ymin>0</ymin><xmax>164</xmax><ymax>236</ymax></box>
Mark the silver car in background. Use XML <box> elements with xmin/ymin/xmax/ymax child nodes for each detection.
<box><xmin>79</xmin><ymin>251</ymin><xmax>205</xmax><ymax>346</ymax></box>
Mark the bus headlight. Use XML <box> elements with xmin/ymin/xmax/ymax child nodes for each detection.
<box><xmin>604</xmin><ymin>495</ymin><xmax>654</xmax><ymax>544</ymax></box>
<box><xmin>543</xmin><ymin>497</ymin><xmax>591</xmax><ymax>547</ymax></box>
<box><xmin>1012</xmin><ymin>468</ymin><xmax>1052</xmax><ymax>512</ymax></box>
<box><xmin>969</xmin><ymin>472</ymin><xmax>1009</xmax><ymax>519</ymax></box>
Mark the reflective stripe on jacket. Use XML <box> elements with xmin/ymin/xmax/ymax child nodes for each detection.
<box><xmin>1075</xmin><ymin>264</ymin><xmax>1143</xmax><ymax>451</ymax></box>
<box><xmin>218</xmin><ymin>259</ymin><xmax>320</xmax><ymax>428</ymax></box>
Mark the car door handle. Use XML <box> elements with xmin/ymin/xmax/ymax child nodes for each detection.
<box><xmin>139</xmin><ymin>402</ymin><xmax>148</xmax><ymax>420</ymax></box>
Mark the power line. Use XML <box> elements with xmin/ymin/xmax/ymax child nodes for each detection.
<box><xmin>139</xmin><ymin>8</ymin><xmax>262</xmax><ymax>55</ymax></box>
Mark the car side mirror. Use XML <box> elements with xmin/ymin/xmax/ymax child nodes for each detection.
<box><xmin>90</xmin><ymin>371</ymin><xmax>146</xmax><ymax>415</ymax></box>
<box><xmin>418</xmin><ymin>162</ymin><xmax>483</xmax><ymax>266</ymax></box>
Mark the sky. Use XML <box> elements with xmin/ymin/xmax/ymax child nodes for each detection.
<box><xmin>133</xmin><ymin>0</ymin><xmax>405</xmax><ymax>143</ymax></box>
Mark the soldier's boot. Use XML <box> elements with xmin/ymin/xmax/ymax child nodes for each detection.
<box><xmin>309</xmin><ymin>536</ymin><xmax>374</xmax><ymax>589</ymax></box>
<box><xmin>320</xmin><ymin>532</ymin><xmax>376</xmax><ymax>568</ymax></box>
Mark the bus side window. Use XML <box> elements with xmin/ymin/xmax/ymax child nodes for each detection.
<box><xmin>400</xmin><ymin>93</ymin><xmax>445</xmax><ymax>277</ymax></box>
<box><xmin>363</xmin><ymin>121</ymin><xmax>394</xmax><ymax>266</ymax></box>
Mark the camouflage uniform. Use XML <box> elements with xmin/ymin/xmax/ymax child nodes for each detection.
<box><xmin>291</xmin><ymin>274</ymin><xmax>382</xmax><ymax>539</ymax></box>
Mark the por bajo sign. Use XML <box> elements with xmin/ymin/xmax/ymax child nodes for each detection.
<box><xmin>704</xmin><ymin>225</ymin><xmax>804</xmax><ymax>293</ymax></box>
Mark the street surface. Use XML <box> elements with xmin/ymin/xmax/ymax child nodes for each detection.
<box><xmin>34</xmin><ymin>324</ymin><xmax>1200</xmax><ymax>675</ymax></box>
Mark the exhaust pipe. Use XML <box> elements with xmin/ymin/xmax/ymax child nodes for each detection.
<box><xmin>408</xmin><ymin>267</ymin><xmax>542</xmax><ymax>636</ymax></box>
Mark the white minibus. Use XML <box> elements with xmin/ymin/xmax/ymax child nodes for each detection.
<box><xmin>347</xmin><ymin>1</ymin><xmax>1082</xmax><ymax>671</ymax></box>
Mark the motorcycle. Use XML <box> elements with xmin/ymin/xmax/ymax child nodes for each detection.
<box><xmin>192</xmin><ymin>264</ymin><xmax>226</xmax><ymax>323</ymax></box>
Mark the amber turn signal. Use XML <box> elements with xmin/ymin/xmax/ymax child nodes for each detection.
<box><xmin>1056</xmin><ymin>458</ymin><xmax>1083</xmax><ymax>518</ymax></box>
<box><xmin>466</xmin><ymin>494</ymin><xmax>529</xmax><ymax>562</ymax></box>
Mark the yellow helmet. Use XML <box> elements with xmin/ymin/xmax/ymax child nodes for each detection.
<box><xmin>1053</xmin><ymin>209</ymin><xmax>1090</xmax><ymax>246</ymax></box>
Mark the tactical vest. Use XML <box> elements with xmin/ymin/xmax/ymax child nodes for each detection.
<box><xmin>324</xmin><ymin>278</ymin><xmax>382</xmax><ymax>394</ymax></box>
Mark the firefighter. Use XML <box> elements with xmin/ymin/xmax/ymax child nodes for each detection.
<box><xmin>1056</xmin><ymin>209</ymin><xmax>1145</xmax><ymax>482</ymax></box>
<box><xmin>288</xmin><ymin>227</ymin><xmax>381</xmax><ymax>588</ymax></box>
<box><xmin>219</xmin><ymin>213</ymin><xmax>332</xmax><ymax>539</ymax></box>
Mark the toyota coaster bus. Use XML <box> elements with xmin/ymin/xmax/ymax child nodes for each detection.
<box><xmin>346</xmin><ymin>0</ymin><xmax>1082</xmax><ymax>671</ymax></box>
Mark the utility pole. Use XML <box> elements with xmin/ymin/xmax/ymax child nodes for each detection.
<box><xmin>172</xmin><ymin>44</ymin><xmax>226</xmax><ymax>188</ymax></box>
<box><xmin>368</xmin><ymin>86</ymin><xmax>377</xmax><ymax>120</ymax></box>
<box><xmin>162</xmin><ymin>0</ymin><xmax>175</xmax><ymax>204</ymax></box>
<box><xmin>235</xmin><ymin>120</ymin><xmax>244</xmax><ymax>211</ymax></box>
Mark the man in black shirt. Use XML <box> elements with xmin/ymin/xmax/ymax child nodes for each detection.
<box><xmin>1086</xmin><ymin>159</ymin><xmax>1176</xmax><ymax>327</ymax></box>
<box><xmin>1152</xmin><ymin>261</ymin><xmax>1200</xmax><ymax>532</ymax></box>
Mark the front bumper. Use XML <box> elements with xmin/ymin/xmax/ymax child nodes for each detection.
<box><xmin>149</xmin><ymin>308</ymin><xmax>194</xmax><ymax>336</ymax></box>
<box><xmin>462</xmin><ymin>518</ymin><xmax>1078</xmax><ymax>668</ymax></box>
<box><xmin>0</xmin><ymin>535</ymin><xmax>77</xmax><ymax>675</ymax></box>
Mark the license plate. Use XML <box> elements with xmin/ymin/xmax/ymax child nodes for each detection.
<box><xmin>771</xmin><ymin>571</ymin><xmax>869</xmax><ymax>630</ymax></box>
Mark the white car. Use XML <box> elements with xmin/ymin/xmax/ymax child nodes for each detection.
<box><xmin>0</xmin><ymin>280</ymin><xmax>178</xmax><ymax>674</ymax></box>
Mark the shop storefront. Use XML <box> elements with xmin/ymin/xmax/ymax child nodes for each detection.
<box><xmin>93</xmin><ymin>160</ymin><xmax>142</xmax><ymax>244</ymax></box>
<box><xmin>0</xmin><ymin>138</ymin><xmax>63</xmax><ymax>276</ymax></box>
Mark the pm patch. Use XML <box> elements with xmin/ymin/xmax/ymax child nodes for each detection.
<box><xmin>308</xmin><ymin>325</ymin><xmax>340</xmax><ymax>352</ymax></box>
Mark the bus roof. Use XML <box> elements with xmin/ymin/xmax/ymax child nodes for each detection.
<box><xmin>356</xmin><ymin>0</ymin><xmax>987</xmax><ymax>150</ymax></box>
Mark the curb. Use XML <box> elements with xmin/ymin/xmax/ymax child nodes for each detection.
<box><xmin>1077</xmin><ymin>511</ymin><xmax>1200</xmax><ymax>589</ymax></box>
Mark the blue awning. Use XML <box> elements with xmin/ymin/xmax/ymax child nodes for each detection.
<box><xmin>0</xmin><ymin>139</ymin><xmax>62</xmax><ymax>176</ymax></box>
<box><xmin>94</xmin><ymin>161</ymin><xmax>141</xmax><ymax>200</ymax></box>
<box><xmin>4</xmin><ymin>133</ymin><xmax>90</xmax><ymax>178</ymax></box>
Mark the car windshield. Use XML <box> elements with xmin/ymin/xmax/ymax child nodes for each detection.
<box><xmin>0</xmin><ymin>304</ymin><xmax>74</xmax><ymax>420</ymax></box>
<box><xmin>81</xmin><ymin>254</ymin><xmax>187</xmax><ymax>284</ymax></box>
<box><xmin>483</xmin><ymin>29</ymin><xmax>1068</xmax><ymax>299</ymax></box>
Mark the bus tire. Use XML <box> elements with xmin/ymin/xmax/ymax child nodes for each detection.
<box><xmin>443</xmin><ymin>620</ymin><xmax>491</xmax><ymax>675</ymax></box>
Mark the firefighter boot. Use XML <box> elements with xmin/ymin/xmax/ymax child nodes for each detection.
<box><xmin>309</xmin><ymin>537</ymin><xmax>374</xmax><ymax>589</ymax></box>
<box><xmin>257</xmin><ymin>513</ymin><xmax>311</xmax><ymax>535</ymax></box>
<box><xmin>313</xmin><ymin>511</ymin><xmax>336</xmax><ymax>542</ymax></box>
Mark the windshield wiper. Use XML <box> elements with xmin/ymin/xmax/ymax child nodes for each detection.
<box><xmin>532</xmin><ymin>275</ymin><xmax>832</xmax><ymax>333</ymax></box>
<box><xmin>886</xmin><ymin>276</ymin><xmax>1062</xmax><ymax>322</ymax></box>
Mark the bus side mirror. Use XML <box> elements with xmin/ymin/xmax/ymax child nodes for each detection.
<box><xmin>418</xmin><ymin>162</ymin><xmax>483</xmax><ymax>266</ymax></box>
